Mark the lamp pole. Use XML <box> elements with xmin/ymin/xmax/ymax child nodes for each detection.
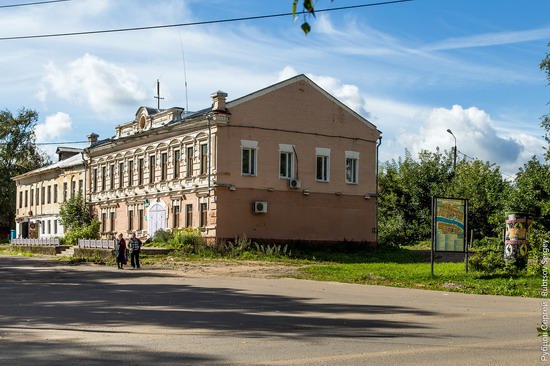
<box><xmin>447</xmin><ymin>129</ymin><xmax>457</xmax><ymax>172</ymax></box>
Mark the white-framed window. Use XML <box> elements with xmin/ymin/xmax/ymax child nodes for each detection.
<box><xmin>345</xmin><ymin>151</ymin><xmax>359</xmax><ymax>184</ymax></box>
<box><xmin>279</xmin><ymin>144</ymin><xmax>294</xmax><ymax>179</ymax></box>
<box><xmin>315</xmin><ymin>147</ymin><xmax>330</xmax><ymax>182</ymax></box>
<box><xmin>185</xmin><ymin>146</ymin><xmax>193</xmax><ymax>177</ymax></box>
<box><xmin>241</xmin><ymin>140</ymin><xmax>258</xmax><ymax>176</ymax></box>
<box><xmin>200</xmin><ymin>143</ymin><xmax>208</xmax><ymax>175</ymax></box>
<box><xmin>173</xmin><ymin>149</ymin><xmax>181</xmax><ymax>179</ymax></box>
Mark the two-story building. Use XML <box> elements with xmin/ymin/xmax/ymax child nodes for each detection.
<box><xmin>12</xmin><ymin>147</ymin><xmax>86</xmax><ymax>239</ymax></box>
<box><xmin>86</xmin><ymin>74</ymin><xmax>382</xmax><ymax>245</ymax></box>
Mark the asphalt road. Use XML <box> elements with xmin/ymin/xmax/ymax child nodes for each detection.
<box><xmin>0</xmin><ymin>255</ymin><xmax>543</xmax><ymax>365</ymax></box>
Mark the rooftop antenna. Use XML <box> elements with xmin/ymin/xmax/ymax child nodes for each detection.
<box><xmin>154</xmin><ymin>79</ymin><xmax>164</xmax><ymax>111</ymax></box>
<box><xmin>178</xmin><ymin>31</ymin><xmax>189</xmax><ymax>112</ymax></box>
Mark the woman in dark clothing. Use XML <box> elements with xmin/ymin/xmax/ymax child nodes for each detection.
<box><xmin>115</xmin><ymin>233</ymin><xmax>127</xmax><ymax>269</ymax></box>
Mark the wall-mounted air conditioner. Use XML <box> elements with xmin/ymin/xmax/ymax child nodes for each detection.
<box><xmin>289</xmin><ymin>179</ymin><xmax>301</xmax><ymax>189</ymax></box>
<box><xmin>253</xmin><ymin>201</ymin><xmax>268</xmax><ymax>214</ymax></box>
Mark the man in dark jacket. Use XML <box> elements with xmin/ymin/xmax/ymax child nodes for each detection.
<box><xmin>129</xmin><ymin>232</ymin><xmax>142</xmax><ymax>269</ymax></box>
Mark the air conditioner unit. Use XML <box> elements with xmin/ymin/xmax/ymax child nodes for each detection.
<box><xmin>289</xmin><ymin>179</ymin><xmax>301</xmax><ymax>189</ymax></box>
<box><xmin>253</xmin><ymin>201</ymin><xmax>268</xmax><ymax>214</ymax></box>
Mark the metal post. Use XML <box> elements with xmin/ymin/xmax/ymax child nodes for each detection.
<box><xmin>375</xmin><ymin>136</ymin><xmax>382</xmax><ymax>244</ymax></box>
<box><xmin>431</xmin><ymin>196</ymin><xmax>435</xmax><ymax>276</ymax></box>
<box><xmin>447</xmin><ymin>129</ymin><xmax>457</xmax><ymax>172</ymax></box>
<box><xmin>207</xmin><ymin>115</ymin><xmax>212</xmax><ymax>196</ymax></box>
<box><xmin>466</xmin><ymin>229</ymin><xmax>473</xmax><ymax>273</ymax></box>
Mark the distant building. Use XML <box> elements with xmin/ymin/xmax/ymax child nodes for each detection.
<box><xmin>12</xmin><ymin>147</ymin><xmax>85</xmax><ymax>239</ymax></box>
<box><xmin>85</xmin><ymin>75</ymin><xmax>382</xmax><ymax>245</ymax></box>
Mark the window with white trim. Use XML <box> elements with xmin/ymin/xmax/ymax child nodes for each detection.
<box><xmin>186</xmin><ymin>146</ymin><xmax>193</xmax><ymax>177</ymax></box>
<box><xmin>345</xmin><ymin>151</ymin><xmax>359</xmax><ymax>184</ymax></box>
<box><xmin>241</xmin><ymin>140</ymin><xmax>258</xmax><ymax>176</ymax></box>
<box><xmin>279</xmin><ymin>144</ymin><xmax>294</xmax><ymax>179</ymax></box>
<box><xmin>315</xmin><ymin>147</ymin><xmax>330</xmax><ymax>182</ymax></box>
<box><xmin>200</xmin><ymin>144</ymin><xmax>208</xmax><ymax>175</ymax></box>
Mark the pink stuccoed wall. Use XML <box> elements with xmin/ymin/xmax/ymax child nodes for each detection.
<box><xmin>214</xmin><ymin>188</ymin><xmax>377</xmax><ymax>244</ymax></box>
<box><xmin>213</xmin><ymin>77</ymin><xmax>380</xmax><ymax>244</ymax></box>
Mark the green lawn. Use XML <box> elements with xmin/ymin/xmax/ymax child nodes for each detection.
<box><xmin>294</xmin><ymin>259</ymin><xmax>540</xmax><ymax>298</ymax></box>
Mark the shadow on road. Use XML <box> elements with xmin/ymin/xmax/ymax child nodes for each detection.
<box><xmin>0</xmin><ymin>256</ymin><xmax>439</xmax><ymax>364</ymax></box>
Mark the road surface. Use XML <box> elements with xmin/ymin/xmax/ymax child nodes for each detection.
<box><xmin>0</xmin><ymin>255</ymin><xmax>542</xmax><ymax>365</ymax></box>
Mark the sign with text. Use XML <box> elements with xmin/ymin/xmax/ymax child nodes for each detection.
<box><xmin>433</xmin><ymin>197</ymin><xmax>467</xmax><ymax>252</ymax></box>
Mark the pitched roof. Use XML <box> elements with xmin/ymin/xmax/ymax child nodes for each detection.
<box><xmin>12</xmin><ymin>153</ymin><xmax>84</xmax><ymax>181</ymax></box>
<box><xmin>227</xmin><ymin>74</ymin><xmax>379</xmax><ymax>131</ymax></box>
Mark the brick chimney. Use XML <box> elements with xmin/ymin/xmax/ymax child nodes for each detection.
<box><xmin>211</xmin><ymin>91</ymin><xmax>228</xmax><ymax>112</ymax></box>
<box><xmin>87</xmin><ymin>133</ymin><xmax>99</xmax><ymax>146</ymax></box>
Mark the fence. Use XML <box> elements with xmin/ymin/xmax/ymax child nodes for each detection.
<box><xmin>10</xmin><ymin>238</ymin><xmax>60</xmax><ymax>246</ymax></box>
<box><xmin>78</xmin><ymin>239</ymin><xmax>116</xmax><ymax>249</ymax></box>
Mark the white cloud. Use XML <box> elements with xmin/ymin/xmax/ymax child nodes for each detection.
<box><xmin>35</xmin><ymin>112</ymin><xmax>72</xmax><ymax>143</ymax></box>
<box><xmin>35</xmin><ymin>112</ymin><xmax>73</xmax><ymax>160</ymax></box>
<box><xmin>422</xmin><ymin>27</ymin><xmax>550</xmax><ymax>51</ymax></box>
<box><xmin>397</xmin><ymin>104</ymin><xmax>533</xmax><ymax>172</ymax></box>
<box><xmin>306</xmin><ymin>73</ymin><xmax>366</xmax><ymax>115</ymax></box>
<box><xmin>39</xmin><ymin>53</ymin><xmax>146</xmax><ymax>117</ymax></box>
<box><xmin>277</xmin><ymin>66</ymin><xmax>299</xmax><ymax>82</ymax></box>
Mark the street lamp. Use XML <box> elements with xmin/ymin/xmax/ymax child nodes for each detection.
<box><xmin>447</xmin><ymin>129</ymin><xmax>457</xmax><ymax>172</ymax></box>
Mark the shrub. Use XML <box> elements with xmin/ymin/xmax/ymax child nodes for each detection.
<box><xmin>63</xmin><ymin>219</ymin><xmax>101</xmax><ymax>246</ymax></box>
<box><xmin>468</xmin><ymin>237</ymin><xmax>507</xmax><ymax>274</ymax></box>
<box><xmin>152</xmin><ymin>229</ymin><xmax>173</xmax><ymax>243</ymax></box>
<box><xmin>171</xmin><ymin>228</ymin><xmax>206</xmax><ymax>252</ymax></box>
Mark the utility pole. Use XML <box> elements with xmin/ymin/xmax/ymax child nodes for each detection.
<box><xmin>447</xmin><ymin>129</ymin><xmax>457</xmax><ymax>172</ymax></box>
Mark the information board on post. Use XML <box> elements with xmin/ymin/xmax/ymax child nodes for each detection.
<box><xmin>432</xmin><ymin>197</ymin><xmax>468</xmax><ymax>253</ymax></box>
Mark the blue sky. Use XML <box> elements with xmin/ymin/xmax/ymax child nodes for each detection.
<box><xmin>0</xmin><ymin>0</ymin><xmax>549</xmax><ymax>176</ymax></box>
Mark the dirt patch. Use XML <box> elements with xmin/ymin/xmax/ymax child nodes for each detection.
<box><xmin>143</xmin><ymin>260</ymin><xmax>304</xmax><ymax>278</ymax></box>
<box><xmin>0</xmin><ymin>250</ymin><xmax>304</xmax><ymax>279</ymax></box>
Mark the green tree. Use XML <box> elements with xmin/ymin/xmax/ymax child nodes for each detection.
<box><xmin>506</xmin><ymin>156</ymin><xmax>550</xmax><ymax>231</ymax></box>
<box><xmin>448</xmin><ymin>160</ymin><xmax>510</xmax><ymax>239</ymax></box>
<box><xmin>378</xmin><ymin>148</ymin><xmax>452</xmax><ymax>245</ymax></box>
<box><xmin>59</xmin><ymin>193</ymin><xmax>99</xmax><ymax>245</ymax></box>
<box><xmin>0</xmin><ymin>108</ymin><xmax>50</xmax><ymax>230</ymax></box>
<box><xmin>59</xmin><ymin>192</ymin><xmax>94</xmax><ymax>230</ymax></box>
<box><xmin>378</xmin><ymin>149</ymin><xmax>511</xmax><ymax>245</ymax></box>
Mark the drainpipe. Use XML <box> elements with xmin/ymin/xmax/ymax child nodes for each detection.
<box><xmin>207</xmin><ymin>114</ymin><xmax>212</xmax><ymax>196</ymax></box>
<box><xmin>81</xmin><ymin>151</ymin><xmax>88</xmax><ymax>204</ymax></box>
<box><xmin>375</xmin><ymin>135</ymin><xmax>382</xmax><ymax>245</ymax></box>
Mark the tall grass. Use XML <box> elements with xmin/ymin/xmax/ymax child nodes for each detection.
<box><xmin>148</xmin><ymin>231</ymin><xmax>292</xmax><ymax>260</ymax></box>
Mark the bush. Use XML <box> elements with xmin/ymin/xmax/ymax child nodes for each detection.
<box><xmin>468</xmin><ymin>237</ymin><xmax>507</xmax><ymax>274</ymax></box>
<box><xmin>218</xmin><ymin>235</ymin><xmax>291</xmax><ymax>258</ymax></box>
<box><xmin>152</xmin><ymin>229</ymin><xmax>173</xmax><ymax>243</ymax></box>
<box><xmin>378</xmin><ymin>214</ymin><xmax>407</xmax><ymax>248</ymax></box>
<box><xmin>63</xmin><ymin>219</ymin><xmax>101</xmax><ymax>246</ymax></box>
<box><xmin>171</xmin><ymin>228</ymin><xmax>206</xmax><ymax>253</ymax></box>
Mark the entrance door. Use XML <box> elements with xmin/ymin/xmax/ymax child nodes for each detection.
<box><xmin>148</xmin><ymin>203</ymin><xmax>166</xmax><ymax>237</ymax></box>
<box><xmin>22</xmin><ymin>222</ymin><xmax>29</xmax><ymax>239</ymax></box>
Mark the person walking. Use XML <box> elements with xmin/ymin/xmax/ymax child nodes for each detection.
<box><xmin>115</xmin><ymin>233</ymin><xmax>127</xmax><ymax>269</ymax></box>
<box><xmin>129</xmin><ymin>232</ymin><xmax>142</xmax><ymax>269</ymax></box>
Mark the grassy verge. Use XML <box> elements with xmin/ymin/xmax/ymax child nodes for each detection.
<box><xmin>294</xmin><ymin>262</ymin><xmax>538</xmax><ymax>297</ymax></box>
<box><xmin>0</xmin><ymin>244</ymin><xmax>33</xmax><ymax>257</ymax></box>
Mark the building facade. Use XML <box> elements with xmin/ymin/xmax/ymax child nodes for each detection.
<box><xmin>12</xmin><ymin>148</ymin><xmax>85</xmax><ymax>239</ymax></box>
<box><xmin>86</xmin><ymin>75</ymin><xmax>382</xmax><ymax>245</ymax></box>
